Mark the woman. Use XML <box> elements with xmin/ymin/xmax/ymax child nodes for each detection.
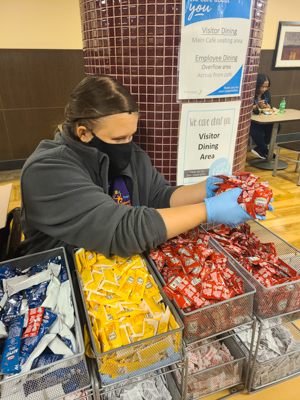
<box><xmin>19</xmin><ymin>75</ymin><xmax>254</xmax><ymax>259</ymax></box>
<box><xmin>250</xmin><ymin>74</ymin><xmax>274</xmax><ymax>159</ymax></box>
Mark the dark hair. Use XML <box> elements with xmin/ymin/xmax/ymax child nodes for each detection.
<box><xmin>256</xmin><ymin>73</ymin><xmax>271</xmax><ymax>93</ymax></box>
<box><xmin>62</xmin><ymin>75</ymin><xmax>139</xmax><ymax>140</ymax></box>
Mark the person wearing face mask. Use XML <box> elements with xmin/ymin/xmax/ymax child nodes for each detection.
<box><xmin>250</xmin><ymin>74</ymin><xmax>276</xmax><ymax>160</ymax></box>
<box><xmin>18</xmin><ymin>75</ymin><xmax>256</xmax><ymax>260</ymax></box>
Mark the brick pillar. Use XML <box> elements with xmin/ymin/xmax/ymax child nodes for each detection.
<box><xmin>80</xmin><ymin>0</ymin><xmax>268</xmax><ymax>184</ymax></box>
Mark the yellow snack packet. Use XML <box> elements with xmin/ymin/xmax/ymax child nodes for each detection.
<box><xmin>157</xmin><ymin>306</ymin><xmax>170</xmax><ymax>335</ymax></box>
<box><xmin>116</xmin><ymin>271</ymin><xmax>136</xmax><ymax>300</ymax></box>
<box><xmin>85</xmin><ymin>251</ymin><xmax>97</xmax><ymax>267</ymax></box>
<box><xmin>141</xmin><ymin>296</ymin><xmax>164</xmax><ymax>317</ymax></box>
<box><xmin>141</xmin><ymin>322</ymin><xmax>155</xmax><ymax>340</ymax></box>
<box><xmin>138</xmin><ymin>339</ymin><xmax>170</xmax><ymax>361</ymax></box>
<box><xmin>85</xmin><ymin>271</ymin><xmax>104</xmax><ymax>291</ymax></box>
<box><xmin>130</xmin><ymin>256</ymin><xmax>144</xmax><ymax>269</ymax></box>
<box><xmin>91</xmin><ymin>320</ymin><xmax>102</xmax><ymax>354</ymax></box>
<box><xmin>113</xmin><ymin>256</ymin><xmax>139</xmax><ymax>276</ymax></box>
<box><xmin>144</xmin><ymin>318</ymin><xmax>159</xmax><ymax>335</ymax></box>
<box><xmin>104</xmin><ymin>320</ymin><xmax>122</xmax><ymax>349</ymax></box>
<box><xmin>153</xmin><ymin>293</ymin><xmax>163</xmax><ymax>304</ymax></box>
<box><xmin>93</xmin><ymin>292</ymin><xmax>125</xmax><ymax>306</ymax></box>
<box><xmin>98</xmin><ymin>325</ymin><xmax>110</xmax><ymax>352</ymax></box>
<box><xmin>81</xmin><ymin>267</ymin><xmax>93</xmax><ymax>288</ymax></box>
<box><xmin>169</xmin><ymin>311</ymin><xmax>179</xmax><ymax>331</ymax></box>
<box><xmin>129</xmin><ymin>270</ymin><xmax>148</xmax><ymax>303</ymax></box>
<box><xmin>75</xmin><ymin>251</ymin><xmax>83</xmax><ymax>275</ymax></box>
<box><xmin>84</xmin><ymin>324</ymin><xmax>95</xmax><ymax>357</ymax></box>
<box><xmin>96</xmin><ymin>254</ymin><xmax>117</xmax><ymax>267</ymax></box>
<box><xmin>130</xmin><ymin>313</ymin><xmax>146</xmax><ymax>327</ymax></box>
<box><xmin>144</xmin><ymin>275</ymin><xmax>160</xmax><ymax>298</ymax></box>
<box><xmin>119</xmin><ymin>325</ymin><xmax>131</xmax><ymax>346</ymax></box>
<box><xmin>130</xmin><ymin>323</ymin><xmax>144</xmax><ymax>336</ymax></box>
<box><xmin>76</xmin><ymin>248</ymin><xmax>87</xmax><ymax>272</ymax></box>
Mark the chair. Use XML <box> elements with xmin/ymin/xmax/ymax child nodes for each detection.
<box><xmin>0</xmin><ymin>207</ymin><xmax>22</xmax><ymax>261</ymax></box>
<box><xmin>272</xmin><ymin>141</ymin><xmax>300</xmax><ymax>186</ymax></box>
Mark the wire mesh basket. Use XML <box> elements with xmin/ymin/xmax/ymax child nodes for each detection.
<box><xmin>201</xmin><ymin>220</ymin><xmax>300</xmax><ymax>319</ymax></box>
<box><xmin>172</xmin><ymin>336</ymin><xmax>245</xmax><ymax>400</ymax></box>
<box><xmin>0</xmin><ymin>248</ymin><xmax>91</xmax><ymax>400</ymax></box>
<box><xmin>74</xmin><ymin>254</ymin><xmax>184</xmax><ymax>386</ymax></box>
<box><xmin>146</xmin><ymin>238</ymin><xmax>255</xmax><ymax>343</ymax></box>
<box><xmin>236</xmin><ymin>318</ymin><xmax>300</xmax><ymax>390</ymax></box>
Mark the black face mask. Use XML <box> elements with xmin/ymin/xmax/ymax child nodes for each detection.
<box><xmin>87</xmin><ymin>133</ymin><xmax>133</xmax><ymax>176</ymax></box>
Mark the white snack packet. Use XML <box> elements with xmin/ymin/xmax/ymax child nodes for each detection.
<box><xmin>48</xmin><ymin>336</ymin><xmax>74</xmax><ymax>357</ymax></box>
<box><xmin>0</xmin><ymin>320</ymin><xmax>7</xmax><ymax>338</ymax></box>
<box><xmin>20</xmin><ymin>299</ymin><xmax>29</xmax><ymax>328</ymax></box>
<box><xmin>59</xmin><ymin>322</ymin><xmax>78</xmax><ymax>354</ymax></box>
<box><xmin>55</xmin><ymin>280</ymin><xmax>74</xmax><ymax>328</ymax></box>
<box><xmin>42</xmin><ymin>276</ymin><xmax>61</xmax><ymax>310</ymax></box>
<box><xmin>48</xmin><ymin>262</ymin><xmax>61</xmax><ymax>278</ymax></box>
<box><xmin>21</xmin><ymin>333</ymin><xmax>56</xmax><ymax>373</ymax></box>
<box><xmin>49</xmin><ymin>314</ymin><xmax>63</xmax><ymax>334</ymax></box>
<box><xmin>4</xmin><ymin>269</ymin><xmax>52</xmax><ymax>297</ymax></box>
<box><xmin>123</xmin><ymin>387</ymin><xmax>143</xmax><ymax>400</ymax></box>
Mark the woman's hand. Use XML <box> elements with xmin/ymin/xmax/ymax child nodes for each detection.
<box><xmin>258</xmin><ymin>100</ymin><xmax>264</xmax><ymax>108</ymax></box>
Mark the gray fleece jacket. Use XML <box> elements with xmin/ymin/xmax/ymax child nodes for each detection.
<box><xmin>19</xmin><ymin>131</ymin><xmax>178</xmax><ymax>258</ymax></box>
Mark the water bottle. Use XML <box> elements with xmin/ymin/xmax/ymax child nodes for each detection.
<box><xmin>279</xmin><ymin>98</ymin><xmax>286</xmax><ymax>114</ymax></box>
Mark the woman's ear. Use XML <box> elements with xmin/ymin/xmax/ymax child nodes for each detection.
<box><xmin>77</xmin><ymin>126</ymin><xmax>93</xmax><ymax>143</ymax></box>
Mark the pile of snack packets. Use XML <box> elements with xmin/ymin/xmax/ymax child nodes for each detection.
<box><xmin>182</xmin><ymin>338</ymin><xmax>240</xmax><ymax>399</ymax></box>
<box><xmin>235</xmin><ymin>317</ymin><xmax>300</xmax><ymax>388</ymax></box>
<box><xmin>0</xmin><ymin>257</ymin><xmax>88</xmax><ymax>400</ymax></box>
<box><xmin>149</xmin><ymin>229</ymin><xmax>246</xmax><ymax>312</ymax></box>
<box><xmin>101</xmin><ymin>370</ymin><xmax>172</xmax><ymax>400</ymax></box>
<box><xmin>213</xmin><ymin>172</ymin><xmax>273</xmax><ymax>218</ymax></box>
<box><xmin>205</xmin><ymin>223</ymin><xmax>300</xmax><ymax>316</ymax></box>
<box><xmin>75</xmin><ymin>249</ymin><xmax>180</xmax><ymax>382</ymax></box>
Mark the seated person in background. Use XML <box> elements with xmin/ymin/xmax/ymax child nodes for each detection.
<box><xmin>250</xmin><ymin>73</ymin><xmax>275</xmax><ymax>160</ymax></box>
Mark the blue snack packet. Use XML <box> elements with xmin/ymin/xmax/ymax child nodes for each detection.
<box><xmin>28</xmin><ymin>257</ymin><xmax>64</xmax><ymax>277</ymax></box>
<box><xmin>1</xmin><ymin>294</ymin><xmax>23</xmax><ymax>326</ymax></box>
<box><xmin>24</xmin><ymin>360</ymin><xmax>88</xmax><ymax>396</ymax></box>
<box><xmin>60</xmin><ymin>266</ymin><xmax>68</xmax><ymax>283</ymax></box>
<box><xmin>0</xmin><ymin>264</ymin><xmax>15</xmax><ymax>279</ymax></box>
<box><xmin>0</xmin><ymin>282</ymin><xmax>4</xmax><ymax>302</ymax></box>
<box><xmin>27</xmin><ymin>281</ymin><xmax>49</xmax><ymax>309</ymax></box>
<box><xmin>21</xmin><ymin>310</ymin><xmax>57</xmax><ymax>354</ymax></box>
<box><xmin>1</xmin><ymin>314</ymin><xmax>25</xmax><ymax>374</ymax></box>
<box><xmin>32</xmin><ymin>354</ymin><xmax>64</xmax><ymax>369</ymax></box>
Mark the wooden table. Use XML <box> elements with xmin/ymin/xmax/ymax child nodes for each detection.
<box><xmin>250</xmin><ymin>109</ymin><xmax>300</xmax><ymax>170</ymax></box>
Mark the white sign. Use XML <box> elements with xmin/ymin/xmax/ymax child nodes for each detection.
<box><xmin>178</xmin><ymin>0</ymin><xmax>252</xmax><ymax>99</ymax></box>
<box><xmin>177</xmin><ymin>102</ymin><xmax>241</xmax><ymax>185</ymax></box>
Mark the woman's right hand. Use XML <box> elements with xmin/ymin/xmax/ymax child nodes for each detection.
<box><xmin>258</xmin><ymin>100</ymin><xmax>265</xmax><ymax>109</ymax></box>
<box><xmin>204</xmin><ymin>188</ymin><xmax>252</xmax><ymax>227</ymax></box>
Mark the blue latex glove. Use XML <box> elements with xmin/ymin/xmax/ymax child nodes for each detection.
<box><xmin>204</xmin><ymin>188</ymin><xmax>252</xmax><ymax>228</ymax></box>
<box><xmin>206</xmin><ymin>176</ymin><xmax>223</xmax><ymax>198</ymax></box>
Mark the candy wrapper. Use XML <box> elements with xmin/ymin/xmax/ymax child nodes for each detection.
<box><xmin>212</xmin><ymin>172</ymin><xmax>273</xmax><ymax>218</ymax></box>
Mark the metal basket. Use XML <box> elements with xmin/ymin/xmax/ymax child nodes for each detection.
<box><xmin>73</xmin><ymin>254</ymin><xmax>184</xmax><ymax>386</ymax></box>
<box><xmin>201</xmin><ymin>220</ymin><xmax>300</xmax><ymax>319</ymax></box>
<box><xmin>146</xmin><ymin>238</ymin><xmax>256</xmax><ymax>344</ymax></box>
<box><xmin>0</xmin><ymin>248</ymin><xmax>91</xmax><ymax>400</ymax></box>
<box><xmin>237</xmin><ymin>318</ymin><xmax>300</xmax><ymax>391</ymax></box>
<box><xmin>172</xmin><ymin>336</ymin><xmax>245</xmax><ymax>400</ymax></box>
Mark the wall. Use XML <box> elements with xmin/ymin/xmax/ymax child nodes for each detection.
<box><xmin>0</xmin><ymin>0</ymin><xmax>300</xmax><ymax>165</ymax></box>
<box><xmin>0</xmin><ymin>0</ymin><xmax>85</xmax><ymax>165</ymax></box>
<box><xmin>259</xmin><ymin>0</ymin><xmax>300</xmax><ymax>135</ymax></box>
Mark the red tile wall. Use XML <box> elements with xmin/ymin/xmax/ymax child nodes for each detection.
<box><xmin>80</xmin><ymin>0</ymin><xmax>268</xmax><ymax>184</ymax></box>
